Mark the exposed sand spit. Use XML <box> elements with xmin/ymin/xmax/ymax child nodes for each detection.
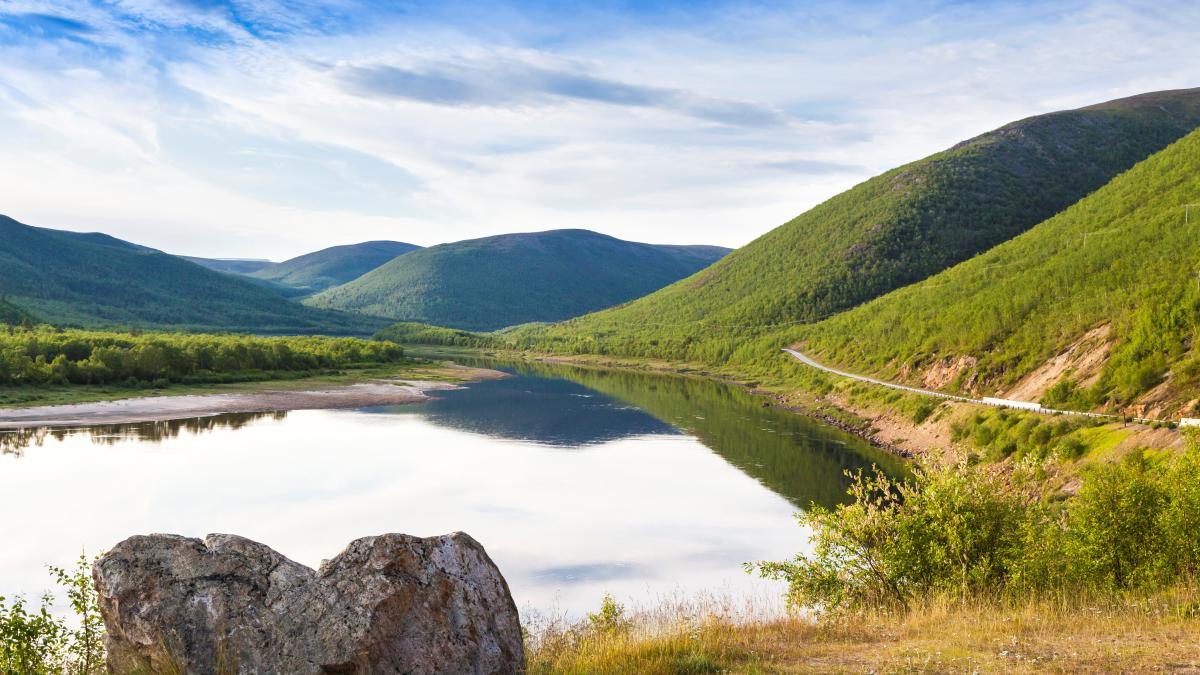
<box><xmin>0</xmin><ymin>381</ymin><xmax>458</xmax><ymax>429</ymax></box>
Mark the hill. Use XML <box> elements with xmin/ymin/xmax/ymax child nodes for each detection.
<box><xmin>307</xmin><ymin>230</ymin><xmax>731</xmax><ymax>331</ymax></box>
<box><xmin>249</xmin><ymin>240</ymin><xmax>421</xmax><ymax>293</ymax></box>
<box><xmin>181</xmin><ymin>257</ymin><xmax>274</xmax><ymax>274</ymax></box>
<box><xmin>0</xmin><ymin>298</ymin><xmax>36</xmax><ymax>325</ymax></box>
<box><xmin>793</xmin><ymin>127</ymin><xmax>1200</xmax><ymax>417</ymax></box>
<box><xmin>511</xmin><ymin>89</ymin><xmax>1200</xmax><ymax>362</ymax></box>
<box><xmin>0</xmin><ymin>215</ymin><xmax>386</xmax><ymax>334</ymax></box>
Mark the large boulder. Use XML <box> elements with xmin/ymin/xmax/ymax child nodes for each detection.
<box><xmin>92</xmin><ymin>532</ymin><xmax>524</xmax><ymax>674</ymax></box>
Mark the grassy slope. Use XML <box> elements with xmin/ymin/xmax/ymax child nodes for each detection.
<box><xmin>308</xmin><ymin>229</ymin><xmax>731</xmax><ymax>331</ymax></box>
<box><xmin>511</xmin><ymin>89</ymin><xmax>1200</xmax><ymax>363</ymax></box>
<box><xmin>0</xmin><ymin>215</ymin><xmax>386</xmax><ymax>334</ymax></box>
<box><xmin>249</xmin><ymin>240</ymin><xmax>421</xmax><ymax>292</ymax></box>
<box><xmin>795</xmin><ymin>128</ymin><xmax>1200</xmax><ymax>415</ymax></box>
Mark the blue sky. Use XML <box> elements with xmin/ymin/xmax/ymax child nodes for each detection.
<box><xmin>0</xmin><ymin>0</ymin><xmax>1196</xmax><ymax>258</ymax></box>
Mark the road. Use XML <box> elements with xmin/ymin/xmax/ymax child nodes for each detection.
<box><xmin>782</xmin><ymin>348</ymin><xmax>976</xmax><ymax>403</ymax></box>
<box><xmin>781</xmin><ymin>347</ymin><xmax>1155</xmax><ymax>424</ymax></box>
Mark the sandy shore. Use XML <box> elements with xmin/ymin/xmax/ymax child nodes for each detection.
<box><xmin>0</xmin><ymin>364</ymin><xmax>509</xmax><ymax>429</ymax></box>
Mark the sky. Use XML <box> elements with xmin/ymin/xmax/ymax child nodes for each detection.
<box><xmin>0</xmin><ymin>0</ymin><xmax>1197</xmax><ymax>260</ymax></box>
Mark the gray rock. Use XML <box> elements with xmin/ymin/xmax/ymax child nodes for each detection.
<box><xmin>92</xmin><ymin>532</ymin><xmax>524</xmax><ymax>674</ymax></box>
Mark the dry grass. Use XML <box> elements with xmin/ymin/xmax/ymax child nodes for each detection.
<box><xmin>527</xmin><ymin>588</ymin><xmax>1200</xmax><ymax>673</ymax></box>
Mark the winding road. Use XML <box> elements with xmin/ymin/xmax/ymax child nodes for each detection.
<box><xmin>781</xmin><ymin>347</ymin><xmax>1155</xmax><ymax>424</ymax></box>
<box><xmin>782</xmin><ymin>348</ymin><xmax>976</xmax><ymax>403</ymax></box>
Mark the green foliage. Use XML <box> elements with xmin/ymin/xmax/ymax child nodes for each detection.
<box><xmin>950</xmin><ymin>409</ymin><xmax>1104</xmax><ymax>462</ymax></box>
<box><xmin>0</xmin><ymin>215</ymin><xmax>385</xmax><ymax>334</ymax></box>
<box><xmin>0</xmin><ymin>325</ymin><xmax>404</xmax><ymax>387</ymax></box>
<box><xmin>375</xmin><ymin>322</ymin><xmax>503</xmax><ymax>348</ymax></box>
<box><xmin>586</xmin><ymin>594</ymin><xmax>630</xmax><ymax>635</ymax></box>
<box><xmin>506</xmin><ymin>90</ymin><xmax>1200</xmax><ymax>367</ymax></box>
<box><xmin>752</xmin><ymin>462</ymin><xmax>1043</xmax><ymax>612</ymax></box>
<box><xmin>1064</xmin><ymin>455</ymin><xmax>1166</xmax><ymax>589</ymax></box>
<box><xmin>1</xmin><ymin>554</ymin><xmax>104</xmax><ymax>675</ymax></box>
<box><xmin>795</xmin><ymin>127</ymin><xmax>1200</xmax><ymax>412</ymax></box>
<box><xmin>0</xmin><ymin>297</ymin><xmax>37</xmax><ymax>326</ymax></box>
<box><xmin>248</xmin><ymin>240</ymin><xmax>421</xmax><ymax>293</ymax></box>
<box><xmin>754</xmin><ymin>438</ymin><xmax>1200</xmax><ymax>614</ymax></box>
<box><xmin>308</xmin><ymin>230</ymin><xmax>729</xmax><ymax>331</ymax></box>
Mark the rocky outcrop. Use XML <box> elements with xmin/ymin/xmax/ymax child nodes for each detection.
<box><xmin>92</xmin><ymin>532</ymin><xmax>524</xmax><ymax>674</ymax></box>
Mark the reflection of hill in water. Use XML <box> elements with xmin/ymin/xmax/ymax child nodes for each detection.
<box><xmin>373</xmin><ymin>375</ymin><xmax>680</xmax><ymax>447</ymax></box>
<box><xmin>0</xmin><ymin>411</ymin><xmax>285</xmax><ymax>457</ymax></box>
<box><xmin>446</xmin><ymin>358</ymin><xmax>905</xmax><ymax>509</ymax></box>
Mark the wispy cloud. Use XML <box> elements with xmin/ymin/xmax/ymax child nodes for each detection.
<box><xmin>338</xmin><ymin>60</ymin><xmax>787</xmax><ymax>127</ymax></box>
<box><xmin>0</xmin><ymin>0</ymin><xmax>1197</xmax><ymax>258</ymax></box>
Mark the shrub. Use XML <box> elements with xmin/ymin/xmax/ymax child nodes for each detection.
<box><xmin>0</xmin><ymin>554</ymin><xmax>104</xmax><ymax>674</ymax></box>
<box><xmin>751</xmin><ymin>461</ymin><xmax>1044</xmax><ymax>613</ymax></box>
<box><xmin>755</xmin><ymin>440</ymin><xmax>1200</xmax><ymax>612</ymax></box>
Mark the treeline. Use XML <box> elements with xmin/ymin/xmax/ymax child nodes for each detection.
<box><xmin>374</xmin><ymin>322</ymin><xmax>503</xmax><ymax>348</ymax></box>
<box><xmin>0</xmin><ymin>326</ymin><xmax>405</xmax><ymax>387</ymax></box>
<box><xmin>754</xmin><ymin>437</ymin><xmax>1200</xmax><ymax>612</ymax></box>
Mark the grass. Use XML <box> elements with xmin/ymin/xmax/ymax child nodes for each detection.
<box><xmin>527</xmin><ymin>589</ymin><xmax>1200</xmax><ymax>674</ymax></box>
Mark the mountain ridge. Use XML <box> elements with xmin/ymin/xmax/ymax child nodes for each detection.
<box><xmin>0</xmin><ymin>215</ymin><xmax>385</xmax><ymax>334</ymax></box>
<box><xmin>506</xmin><ymin>88</ymin><xmax>1200</xmax><ymax>364</ymax></box>
<box><xmin>308</xmin><ymin>229</ymin><xmax>731</xmax><ymax>331</ymax></box>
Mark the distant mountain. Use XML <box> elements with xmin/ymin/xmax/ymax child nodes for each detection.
<box><xmin>181</xmin><ymin>257</ymin><xmax>274</xmax><ymax>274</ymax></box>
<box><xmin>249</xmin><ymin>240</ymin><xmax>421</xmax><ymax>293</ymax></box>
<box><xmin>511</xmin><ymin>88</ymin><xmax>1200</xmax><ymax>362</ymax></box>
<box><xmin>307</xmin><ymin>229</ymin><xmax>731</xmax><ymax>331</ymax></box>
<box><xmin>797</xmin><ymin>127</ymin><xmax>1200</xmax><ymax>417</ymax></box>
<box><xmin>0</xmin><ymin>215</ymin><xmax>386</xmax><ymax>334</ymax></box>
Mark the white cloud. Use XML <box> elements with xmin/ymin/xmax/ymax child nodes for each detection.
<box><xmin>0</xmin><ymin>0</ymin><xmax>1198</xmax><ymax>258</ymax></box>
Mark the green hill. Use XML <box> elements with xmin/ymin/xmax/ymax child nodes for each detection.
<box><xmin>249</xmin><ymin>240</ymin><xmax>421</xmax><ymax>293</ymax></box>
<box><xmin>0</xmin><ymin>297</ymin><xmax>36</xmax><ymax>325</ymax></box>
<box><xmin>792</xmin><ymin>127</ymin><xmax>1200</xmax><ymax>417</ymax></box>
<box><xmin>512</xmin><ymin>89</ymin><xmax>1200</xmax><ymax>363</ymax></box>
<box><xmin>307</xmin><ymin>229</ymin><xmax>731</xmax><ymax>331</ymax></box>
<box><xmin>0</xmin><ymin>215</ymin><xmax>386</xmax><ymax>334</ymax></box>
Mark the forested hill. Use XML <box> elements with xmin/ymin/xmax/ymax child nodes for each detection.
<box><xmin>249</xmin><ymin>240</ymin><xmax>422</xmax><ymax>293</ymax></box>
<box><xmin>510</xmin><ymin>88</ymin><xmax>1200</xmax><ymax>359</ymax></box>
<box><xmin>795</xmin><ymin>127</ymin><xmax>1200</xmax><ymax>417</ymax></box>
<box><xmin>0</xmin><ymin>298</ymin><xmax>35</xmax><ymax>325</ymax></box>
<box><xmin>0</xmin><ymin>215</ymin><xmax>386</xmax><ymax>334</ymax></box>
<box><xmin>306</xmin><ymin>229</ymin><xmax>731</xmax><ymax>331</ymax></box>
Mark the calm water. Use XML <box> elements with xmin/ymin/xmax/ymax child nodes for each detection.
<box><xmin>0</xmin><ymin>360</ymin><xmax>898</xmax><ymax>618</ymax></box>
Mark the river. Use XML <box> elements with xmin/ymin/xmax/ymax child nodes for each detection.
<box><xmin>0</xmin><ymin>358</ymin><xmax>900</xmax><ymax>619</ymax></box>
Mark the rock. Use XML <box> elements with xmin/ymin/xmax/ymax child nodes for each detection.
<box><xmin>92</xmin><ymin>532</ymin><xmax>524</xmax><ymax>674</ymax></box>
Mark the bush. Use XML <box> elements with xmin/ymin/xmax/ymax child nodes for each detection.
<box><xmin>0</xmin><ymin>554</ymin><xmax>104</xmax><ymax>674</ymax></box>
<box><xmin>751</xmin><ymin>461</ymin><xmax>1046</xmax><ymax>612</ymax></box>
<box><xmin>754</xmin><ymin>439</ymin><xmax>1200</xmax><ymax>612</ymax></box>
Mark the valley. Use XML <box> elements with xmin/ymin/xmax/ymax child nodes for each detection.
<box><xmin>5</xmin><ymin>83</ymin><xmax>1200</xmax><ymax>674</ymax></box>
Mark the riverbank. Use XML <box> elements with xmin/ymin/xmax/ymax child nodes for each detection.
<box><xmin>408</xmin><ymin>346</ymin><xmax>1186</xmax><ymax>493</ymax></box>
<box><xmin>526</xmin><ymin>590</ymin><xmax>1200</xmax><ymax>674</ymax></box>
<box><xmin>0</xmin><ymin>361</ymin><xmax>507</xmax><ymax>428</ymax></box>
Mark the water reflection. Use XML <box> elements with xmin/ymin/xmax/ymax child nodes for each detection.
<box><xmin>366</xmin><ymin>373</ymin><xmax>679</xmax><ymax>446</ymax></box>
<box><xmin>0</xmin><ymin>412</ymin><xmax>285</xmax><ymax>457</ymax></box>
<box><xmin>0</xmin><ymin>359</ymin><xmax>902</xmax><ymax>617</ymax></box>
<box><xmin>400</xmin><ymin>357</ymin><xmax>903</xmax><ymax>508</ymax></box>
